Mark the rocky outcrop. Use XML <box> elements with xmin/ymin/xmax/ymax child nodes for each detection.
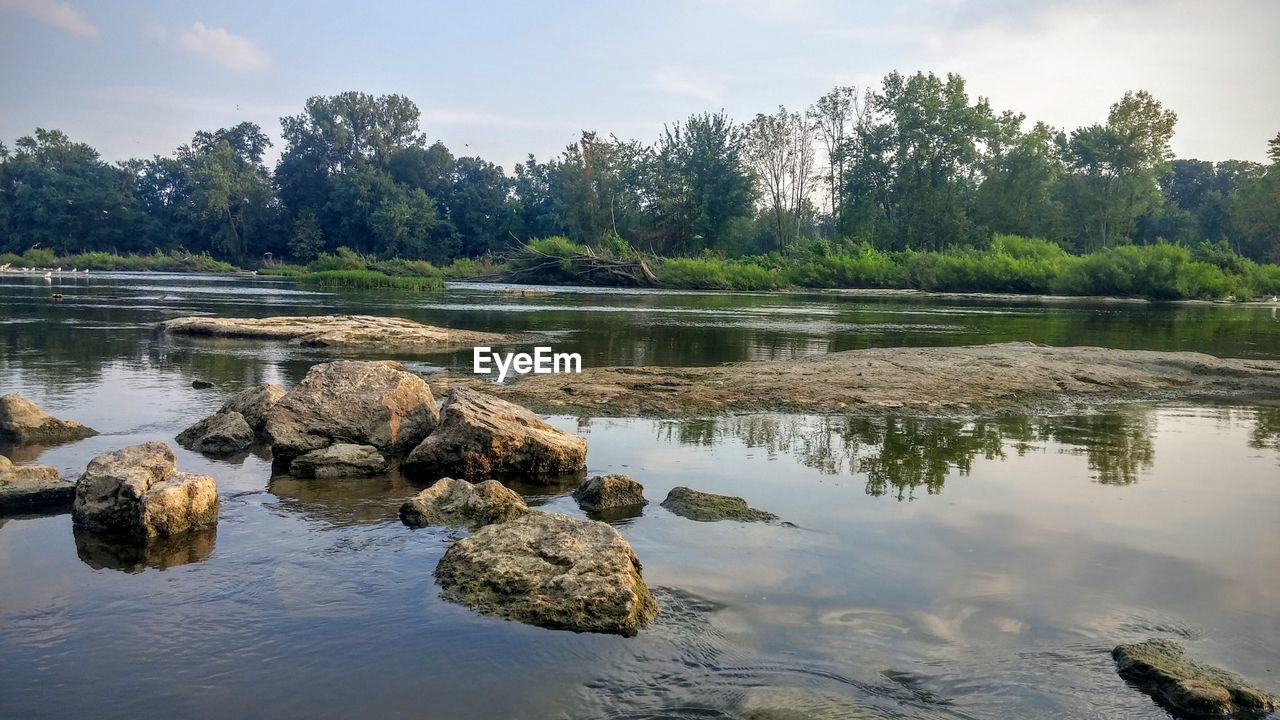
<box><xmin>266</xmin><ymin>361</ymin><xmax>439</xmax><ymax>461</ymax></box>
<box><xmin>288</xmin><ymin>443</ymin><xmax>387</xmax><ymax>479</ymax></box>
<box><xmin>430</xmin><ymin>342</ymin><xmax>1280</xmax><ymax>416</ymax></box>
<box><xmin>0</xmin><ymin>455</ymin><xmax>75</xmax><ymax>513</ymax></box>
<box><xmin>660</xmin><ymin>486</ymin><xmax>779</xmax><ymax>523</ymax></box>
<box><xmin>403</xmin><ymin>388</ymin><xmax>586</xmax><ymax>481</ymax></box>
<box><xmin>175</xmin><ymin>411</ymin><xmax>254</xmax><ymax>455</ymax></box>
<box><xmin>572</xmin><ymin>474</ymin><xmax>647</xmax><ymax>512</ymax></box>
<box><xmin>0</xmin><ymin>394</ymin><xmax>96</xmax><ymax>444</ymax></box>
<box><xmin>72</xmin><ymin>442</ymin><xmax>219</xmax><ymax>538</ymax></box>
<box><xmin>398</xmin><ymin>477</ymin><xmax>529</xmax><ymax>529</ymax></box>
<box><xmin>435</xmin><ymin>512</ymin><xmax>657</xmax><ymax>636</ymax></box>
<box><xmin>219</xmin><ymin>383</ymin><xmax>285</xmax><ymax>435</ymax></box>
<box><xmin>1113</xmin><ymin>639</ymin><xmax>1279</xmax><ymax>718</ymax></box>
<box><xmin>159</xmin><ymin>314</ymin><xmax>508</xmax><ymax>350</ymax></box>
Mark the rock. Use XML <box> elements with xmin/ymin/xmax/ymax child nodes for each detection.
<box><xmin>403</xmin><ymin>388</ymin><xmax>586</xmax><ymax>481</ymax></box>
<box><xmin>399</xmin><ymin>477</ymin><xmax>529</xmax><ymax>529</ymax></box>
<box><xmin>435</xmin><ymin>512</ymin><xmax>657</xmax><ymax>636</ymax></box>
<box><xmin>74</xmin><ymin>525</ymin><xmax>216</xmax><ymax>573</ymax></box>
<box><xmin>0</xmin><ymin>393</ymin><xmax>97</xmax><ymax>445</ymax></box>
<box><xmin>572</xmin><ymin>474</ymin><xmax>647</xmax><ymax>512</ymax></box>
<box><xmin>159</xmin><ymin>314</ymin><xmax>509</xmax><ymax>350</ymax></box>
<box><xmin>289</xmin><ymin>443</ymin><xmax>387</xmax><ymax>479</ymax></box>
<box><xmin>266</xmin><ymin>360</ymin><xmax>439</xmax><ymax>461</ymax></box>
<box><xmin>219</xmin><ymin>383</ymin><xmax>286</xmax><ymax>434</ymax></box>
<box><xmin>0</xmin><ymin>454</ymin><xmax>75</xmax><ymax>514</ymax></box>
<box><xmin>191</xmin><ymin>379</ymin><xmax>214</xmax><ymax>389</ymax></box>
<box><xmin>1112</xmin><ymin>638</ymin><xmax>1279</xmax><ymax>718</ymax></box>
<box><xmin>175</xmin><ymin>411</ymin><xmax>254</xmax><ymax>455</ymax></box>
<box><xmin>72</xmin><ymin>442</ymin><xmax>219</xmax><ymax>538</ymax></box>
<box><xmin>660</xmin><ymin>486</ymin><xmax>779</xmax><ymax>523</ymax></box>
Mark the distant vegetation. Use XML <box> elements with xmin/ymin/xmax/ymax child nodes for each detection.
<box><xmin>2</xmin><ymin>71</ymin><xmax>1277</xmax><ymax>299</ymax></box>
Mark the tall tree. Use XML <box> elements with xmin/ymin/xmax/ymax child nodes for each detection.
<box><xmin>1060</xmin><ymin>90</ymin><xmax>1177</xmax><ymax>250</ymax></box>
<box><xmin>745</xmin><ymin>106</ymin><xmax>817</xmax><ymax>250</ymax></box>
<box><xmin>808</xmin><ymin>85</ymin><xmax>866</xmax><ymax>217</ymax></box>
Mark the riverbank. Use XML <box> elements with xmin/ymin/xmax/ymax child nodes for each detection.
<box><xmin>433</xmin><ymin>342</ymin><xmax>1280</xmax><ymax>416</ymax></box>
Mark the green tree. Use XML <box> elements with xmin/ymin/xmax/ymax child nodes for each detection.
<box><xmin>1060</xmin><ymin>90</ymin><xmax>1177</xmax><ymax>250</ymax></box>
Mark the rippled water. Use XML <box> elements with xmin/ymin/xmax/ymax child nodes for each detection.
<box><xmin>1</xmin><ymin>274</ymin><xmax>1278</xmax><ymax>719</ymax></box>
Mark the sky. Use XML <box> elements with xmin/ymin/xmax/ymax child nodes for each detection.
<box><xmin>1</xmin><ymin>0</ymin><xmax>1278</xmax><ymax>171</ymax></box>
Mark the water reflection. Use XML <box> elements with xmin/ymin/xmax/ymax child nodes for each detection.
<box><xmin>73</xmin><ymin>525</ymin><xmax>217</xmax><ymax>573</ymax></box>
<box><xmin>659</xmin><ymin>408</ymin><xmax>1162</xmax><ymax>499</ymax></box>
<box><xmin>267</xmin><ymin>474</ymin><xmax>421</xmax><ymax>527</ymax></box>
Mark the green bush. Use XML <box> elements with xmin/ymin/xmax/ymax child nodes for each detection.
<box><xmin>22</xmin><ymin>248</ymin><xmax>57</xmax><ymax>267</ymax></box>
<box><xmin>297</xmin><ymin>269</ymin><xmax>444</xmax><ymax>291</ymax></box>
<box><xmin>306</xmin><ymin>247</ymin><xmax>367</xmax><ymax>272</ymax></box>
<box><xmin>656</xmin><ymin>257</ymin><xmax>785</xmax><ymax>290</ymax></box>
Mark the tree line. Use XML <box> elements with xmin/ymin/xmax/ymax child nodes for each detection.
<box><xmin>1</xmin><ymin>71</ymin><xmax>1277</xmax><ymax>266</ymax></box>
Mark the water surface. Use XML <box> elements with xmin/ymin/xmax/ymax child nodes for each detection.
<box><xmin>1</xmin><ymin>274</ymin><xmax>1277</xmax><ymax>719</ymax></box>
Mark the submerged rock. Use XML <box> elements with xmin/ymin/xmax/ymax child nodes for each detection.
<box><xmin>0</xmin><ymin>454</ymin><xmax>75</xmax><ymax>513</ymax></box>
<box><xmin>403</xmin><ymin>388</ymin><xmax>586</xmax><ymax>481</ymax></box>
<box><xmin>435</xmin><ymin>512</ymin><xmax>656</xmax><ymax>636</ymax></box>
<box><xmin>660</xmin><ymin>486</ymin><xmax>779</xmax><ymax>523</ymax></box>
<box><xmin>159</xmin><ymin>314</ymin><xmax>508</xmax><ymax>350</ymax></box>
<box><xmin>72</xmin><ymin>442</ymin><xmax>219</xmax><ymax>538</ymax></box>
<box><xmin>219</xmin><ymin>383</ymin><xmax>285</xmax><ymax>434</ymax></box>
<box><xmin>191</xmin><ymin>379</ymin><xmax>214</xmax><ymax>389</ymax></box>
<box><xmin>175</xmin><ymin>410</ymin><xmax>254</xmax><ymax>455</ymax></box>
<box><xmin>1112</xmin><ymin>638</ymin><xmax>1280</xmax><ymax>718</ymax></box>
<box><xmin>399</xmin><ymin>477</ymin><xmax>529</xmax><ymax>529</ymax></box>
<box><xmin>572</xmin><ymin>474</ymin><xmax>647</xmax><ymax>512</ymax></box>
<box><xmin>74</xmin><ymin>525</ymin><xmax>216</xmax><ymax>573</ymax></box>
<box><xmin>0</xmin><ymin>394</ymin><xmax>97</xmax><ymax>445</ymax></box>
<box><xmin>288</xmin><ymin>443</ymin><xmax>387</xmax><ymax>479</ymax></box>
<box><xmin>266</xmin><ymin>360</ymin><xmax>439</xmax><ymax>461</ymax></box>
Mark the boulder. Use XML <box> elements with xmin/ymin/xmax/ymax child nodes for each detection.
<box><xmin>266</xmin><ymin>361</ymin><xmax>439</xmax><ymax>461</ymax></box>
<box><xmin>288</xmin><ymin>443</ymin><xmax>387</xmax><ymax>479</ymax></box>
<box><xmin>72</xmin><ymin>442</ymin><xmax>219</xmax><ymax>538</ymax></box>
<box><xmin>399</xmin><ymin>477</ymin><xmax>529</xmax><ymax>529</ymax></box>
<box><xmin>0</xmin><ymin>454</ymin><xmax>75</xmax><ymax>513</ymax></box>
<box><xmin>435</xmin><ymin>511</ymin><xmax>657</xmax><ymax>636</ymax></box>
<box><xmin>572</xmin><ymin>474</ymin><xmax>647</xmax><ymax>512</ymax></box>
<box><xmin>660</xmin><ymin>486</ymin><xmax>779</xmax><ymax>523</ymax></box>
<box><xmin>0</xmin><ymin>394</ymin><xmax>97</xmax><ymax>445</ymax></box>
<box><xmin>1113</xmin><ymin>638</ymin><xmax>1279</xmax><ymax>718</ymax></box>
<box><xmin>219</xmin><ymin>383</ymin><xmax>285</xmax><ymax>434</ymax></box>
<box><xmin>175</xmin><ymin>411</ymin><xmax>254</xmax><ymax>455</ymax></box>
<box><xmin>191</xmin><ymin>379</ymin><xmax>214</xmax><ymax>389</ymax></box>
<box><xmin>403</xmin><ymin>388</ymin><xmax>586</xmax><ymax>481</ymax></box>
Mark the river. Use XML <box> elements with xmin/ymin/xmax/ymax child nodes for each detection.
<box><xmin>1</xmin><ymin>272</ymin><xmax>1278</xmax><ymax>719</ymax></box>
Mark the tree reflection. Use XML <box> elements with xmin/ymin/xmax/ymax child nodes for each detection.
<box><xmin>662</xmin><ymin>409</ymin><xmax>1166</xmax><ymax>499</ymax></box>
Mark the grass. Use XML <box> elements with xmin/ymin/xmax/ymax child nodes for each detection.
<box><xmin>456</xmin><ymin>235</ymin><xmax>1280</xmax><ymax>301</ymax></box>
<box><xmin>0</xmin><ymin>249</ymin><xmax>238</xmax><ymax>273</ymax></box>
<box><xmin>296</xmin><ymin>269</ymin><xmax>444</xmax><ymax>291</ymax></box>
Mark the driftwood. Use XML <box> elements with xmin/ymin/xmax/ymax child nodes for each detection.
<box><xmin>471</xmin><ymin>243</ymin><xmax>659</xmax><ymax>287</ymax></box>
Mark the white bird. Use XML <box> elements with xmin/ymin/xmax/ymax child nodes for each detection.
<box><xmin>42</xmin><ymin>272</ymin><xmax>52</xmax><ymax>280</ymax></box>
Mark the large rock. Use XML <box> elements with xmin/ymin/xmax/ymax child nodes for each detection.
<box><xmin>660</xmin><ymin>486</ymin><xmax>779</xmax><ymax>523</ymax></box>
<box><xmin>159</xmin><ymin>314</ymin><xmax>509</xmax><ymax>350</ymax></box>
<box><xmin>72</xmin><ymin>442</ymin><xmax>219</xmax><ymax>538</ymax></box>
<box><xmin>0</xmin><ymin>394</ymin><xmax>97</xmax><ymax>445</ymax></box>
<box><xmin>403</xmin><ymin>388</ymin><xmax>586</xmax><ymax>481</ymax></box>
<box><xmin>1113</xmin><ymin>638</ymin><xmax>1279</xmax><ymax>718</ymax></box>
<box><xmin>266</xmin><ymin>361</ymin><xmax>439</xmax><ymax>461</ymax></box>
<box><xmin>435</xmin><ymin>511</ymin><xmax>657</xmax><ymax>636</ymax></box>
<box><xmin>175</xmin><ymin>411</ymin><xmax>254</xmax><ymax>455</ymax></box>
<box><xmin>0</xmin><ymin>454</ymin><xmax>75</xmax><ymax>513</ymax></box>
<box><xmin>399</xmin><ymin>477</ymin><xmax>529</xmax><ymax>529</ymax></box>
<box><xmin>572</xmin><ymin>474</ymin><xmax>647</xmax><ymax>512</ymax></box>
<box><xmin>219</xmin><ymin>383</ymin><xmax>285</xmax><ymax>434</ymax></box>
<box><xmin>289</xmin><ymin>443</ymin><xmax>387</xmax><ymax>479</ymax></box>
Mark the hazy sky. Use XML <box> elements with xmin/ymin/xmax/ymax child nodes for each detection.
<box><xmin>2</xmin><ymin>0</ymin><xmax>1277</xmax><ymax>171</ymax></box>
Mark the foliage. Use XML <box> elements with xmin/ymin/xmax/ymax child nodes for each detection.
<box><xmin>297</xmin><ymin>269</ymin><xmax>443</xmax><ymax>291</ymax></box>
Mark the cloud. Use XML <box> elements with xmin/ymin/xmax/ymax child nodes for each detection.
<box><xmin>419</xmin><ymin>109</ymin><xmax>533</xmax><ymax>129</ymax></box>
<box><xmin>177</xmin><ymin>22</ymin><xmax>268</xmax><ymax>73</ymax></box>
<box><xmin>647</xmin><ymin>65</ymin><xmax>719</xmax><ymax>103</ymax></box>
<box><xmin>0</xmin><ymin>0</ymin><xmax>96</xmax><ymax>36</ymax></box>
